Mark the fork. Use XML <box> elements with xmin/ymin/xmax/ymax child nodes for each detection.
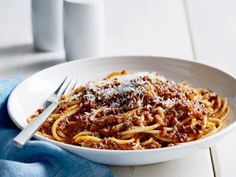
<box><xmin>12</xmin><ymin>77</ymin><xmax>78</xmax><ymax>147</ymax></box>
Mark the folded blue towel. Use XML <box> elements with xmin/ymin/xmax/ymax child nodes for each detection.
<box><xmin>0</xmin><ymin>78</ymin><xmax>113</xmax><ymax>177</ymax></box>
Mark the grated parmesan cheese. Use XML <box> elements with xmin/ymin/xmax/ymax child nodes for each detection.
<box><xmin>81</xmin><ymin>72</ymin><xmax>174</xmax><ymax>108</ymax></box>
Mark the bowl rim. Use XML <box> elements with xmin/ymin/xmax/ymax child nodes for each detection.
<box><xmin>7</xmin><ymin>55</ymin><xmax>236</xmax><ymax>153</ymax></box>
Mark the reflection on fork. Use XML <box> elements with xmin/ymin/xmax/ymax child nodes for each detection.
<box><xmin>12</xmin><ymin>76</ymin><xmax>79</xmax><ymax>147</ymax></box>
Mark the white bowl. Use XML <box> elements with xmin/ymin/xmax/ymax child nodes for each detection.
<box><xmin>7</xmin><ymin>56</ymin><xmax>236</xmax><ymax>166</ymax></box>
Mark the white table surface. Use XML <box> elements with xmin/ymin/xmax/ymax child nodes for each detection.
<box><xmin>0</xmin><ymin>0</ymin><xmax>235</xmax><ymax>176</ymax></box>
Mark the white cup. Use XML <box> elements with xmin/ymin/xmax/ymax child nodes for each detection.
<box><xmin>32</xmin><ymin>0</ymin><xmax>63</xmax><ymax>51</ymax></box>
<box><xmin>63</xmin><ymin>0</ymin><xmax>105</xmax><ymax>61</ymax></box>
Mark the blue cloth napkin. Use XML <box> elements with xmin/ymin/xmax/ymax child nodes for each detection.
<box><xmin>0</xmin><ymin>78</ymin><xmax>114</xmax><ymax>177</ymax></box>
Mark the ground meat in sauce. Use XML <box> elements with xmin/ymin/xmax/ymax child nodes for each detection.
<box><xmin>36</xmin><ymin>72</ymin><xmax>220</xmax><ymax>150</ymax></box>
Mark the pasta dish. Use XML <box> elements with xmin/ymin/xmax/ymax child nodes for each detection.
<box><xmin>28</xmin><ymin>71</ymin><xmax>229</xmax><ymax>150</ymax></box>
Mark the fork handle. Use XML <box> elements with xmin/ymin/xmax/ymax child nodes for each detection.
<box><xmin>12</xmin><ymin>102</ymin><xmax>59</xmax><ymax>148</ymax></box>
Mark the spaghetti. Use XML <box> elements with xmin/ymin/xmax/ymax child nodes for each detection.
<box><xmin>28</xmin><ymin>71</ymin><xmax>230</xmax><ymax>150</ymax></box>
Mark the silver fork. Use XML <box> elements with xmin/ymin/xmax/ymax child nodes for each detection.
<box><xmin>12</xmin><ymin>77</ymin><xmax>78</xmax><ymax>147</ymax></box>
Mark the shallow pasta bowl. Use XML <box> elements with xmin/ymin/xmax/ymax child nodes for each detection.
<box><xmin>7</xmin><ymin>56</ymin><xmax>236</xmax><ymax>166</ymax></box>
